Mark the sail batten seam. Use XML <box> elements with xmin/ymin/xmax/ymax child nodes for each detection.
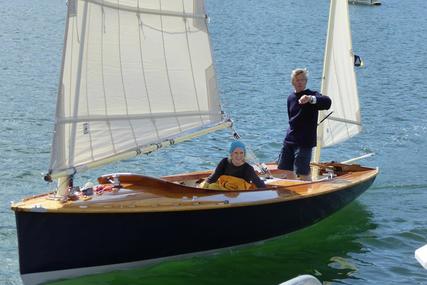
<box><xmin>85</xmin><ymin>0</ymin><xmax>206</xmax><ymax>19</ymax></box>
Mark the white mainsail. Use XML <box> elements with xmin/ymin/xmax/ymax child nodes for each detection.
<box><xmin>49</xmin><ymin>0</ymin><xmax>227</xmax><ymax>178</ymax></box>
<box><xmin>315</xmin><ymin>0</ymin><xmax>361</xmax><ymax>162</ymax></box>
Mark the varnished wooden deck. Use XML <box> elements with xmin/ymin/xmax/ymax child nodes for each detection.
<box><xmin>12</xmin><ymin>164</ymin><xmax>378</xmax><ymax>214</ymax></box>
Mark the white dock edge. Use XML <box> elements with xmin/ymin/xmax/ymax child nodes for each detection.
<box><xmin>415</xmin><ymin>244</ymin><xmax>427</xmax><ymax>269</ymax></box>
<box><xmin>279</xmin><ymin>275</ymin><xmax>321</xmax><ymax>285</ymax></box>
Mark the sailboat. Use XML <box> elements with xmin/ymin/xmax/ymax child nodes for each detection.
<box><xmin>12</xmin><ymin>0</ymin><xmax>378</xmax><ymax>284</ymax></box>
<box><xmin>348</xmin><ymin>0</ymin><xmax>381</xmax><ymax>6</ymax></box>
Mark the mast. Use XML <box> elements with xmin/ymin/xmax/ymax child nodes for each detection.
<box><xmin>50</xmin><ymin>0</ymin><xmax>80</xmax><ymax>195</ymax></box>
<box><xmin>313</xmin><ymin>0</ymin><xmax>336</xmax><ymax>167</ymax></box>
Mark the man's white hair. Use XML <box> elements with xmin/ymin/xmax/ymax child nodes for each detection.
<box><xmin>291</xmin><ymin>68</ymin><xmax>309</xmax><ymax>84</ymax></box>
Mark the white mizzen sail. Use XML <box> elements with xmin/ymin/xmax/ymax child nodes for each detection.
<box><xmin>317</xmin><ymin>0</ymin><xmax>361</xmax><ymax>153</ymax></box>
<box><xmin>49</xmin><ymin>0</ymin><xmax>227</xmax><ymax>178</ymax></box>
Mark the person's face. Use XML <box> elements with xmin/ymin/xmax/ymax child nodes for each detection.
<box><xmin>292</xmin><ymin>73</ymin><xmax>307</xmax><ymax>93</ymax></box>
<box><xmin>230</xmin><ymin>147</ymin><xmax>245</xmax><ymax>166</ymax></box>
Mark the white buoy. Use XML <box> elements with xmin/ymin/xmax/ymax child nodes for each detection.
<box><xmin>415</xmin><ymin>244</ymin><xmax>427</xmax><ymax>269</ymax></box>
<box><xmin>279</xmin><ymin>275</ymin><xmax>321</xmax><ymax>285</ymax></box>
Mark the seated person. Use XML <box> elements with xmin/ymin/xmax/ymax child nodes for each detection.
<box><xmin>200</xmin><ymin>141</ymin><xmax>266</xmax><ymax>190</ymax></box>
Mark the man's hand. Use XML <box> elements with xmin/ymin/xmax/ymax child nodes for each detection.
<box><xmin>298</xmin><ymin>95</ymin><xmax>312</xmax><ymax>104</ymax></box>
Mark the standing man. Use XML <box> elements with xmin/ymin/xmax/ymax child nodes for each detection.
<box><xmin>277</xmin><ymin>68</ymin><xmax>332</xmax><ymax>180</ymax></box>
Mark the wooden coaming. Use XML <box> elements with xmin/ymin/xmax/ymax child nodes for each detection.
<box><xmin>11</xmin><ymin>164</ymin><xmax>378</xmax><ymax>214</ymax></box>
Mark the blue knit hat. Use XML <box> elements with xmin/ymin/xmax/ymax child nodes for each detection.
<box><xmin>229</xmin><ymin>141</ymin><xmax>246</xmax><ymax>154</ymax></box>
